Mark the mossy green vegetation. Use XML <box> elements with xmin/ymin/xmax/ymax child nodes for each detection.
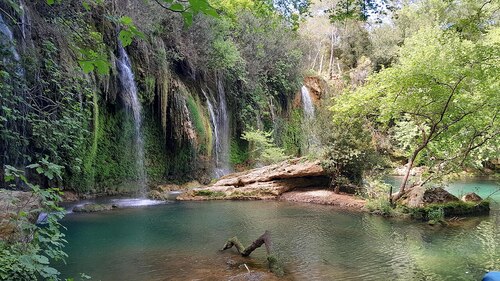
<box><xmin>194</xmin><ymin>189</ymin><xmax>226</xmax><ymax>198</ymax></box>
<box><xmin>401</xmin><ymin>201</ymin><xmax>490</xmax><ymax>221</ymax></box>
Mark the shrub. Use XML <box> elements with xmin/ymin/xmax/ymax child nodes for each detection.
<box><xmin>242</xmin><ymin>129</ymin><xmax>289</xmax><ymax>166</ymax></box>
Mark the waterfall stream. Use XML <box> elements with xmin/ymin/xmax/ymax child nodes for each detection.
<box><xmin>214</xmin><ymin>77</ymin><xmax>231</xmax><ymax>177</ymax></box>
<box><xmin>116</xmin><ymin>44</ymin><xmax>147</xmax><ymax>193</ymax></box>
<box><xmin>202</xmin><ymin>76</ymin><xmax>231</xmax><ymax>178</ymax></box>
<box><xmin>301</xmin><ymin>85</ymin><xmax>315</xmax><ymax>119</ymax></box>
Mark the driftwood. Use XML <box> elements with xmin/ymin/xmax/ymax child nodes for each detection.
<box><xmin>221</xmin><ymin>230</ymin><xmax>283</xmax><ymax>276</ymax></box>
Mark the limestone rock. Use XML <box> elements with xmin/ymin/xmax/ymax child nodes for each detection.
<box><xmin>461</xmin><ymin>192</ymin><xmax>483</xmax><ymax>202</ymax></box>
<box><xmin>400</xmin><ymin>186</ymin><xmax>459</xmax><ymax>208</ymax></box>
<box><xmin>177</xmin><ymin>158</ymin><xmax>329</xmax><ymax>201</ymax></box>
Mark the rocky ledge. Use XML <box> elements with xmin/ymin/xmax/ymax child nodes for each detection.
<box><xmin>177</xmin><ymin>158</ymin><xmax>331</xmax><ymax>201</ymax></box>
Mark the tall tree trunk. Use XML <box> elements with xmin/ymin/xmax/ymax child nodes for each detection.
<box><xmin>328</xmin><ymin>29</ymin><xmax>335</xmax><ymax>79</ymax></box>
<box><xmin>319</xmin><ymin>54</ymin><xmax>324</xmax><ymax>74</ymax></box>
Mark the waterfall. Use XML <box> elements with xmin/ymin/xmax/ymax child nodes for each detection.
<box><xmin>202</xmin><ymin>75</ymin><xmax>231</xmax><ymax>178</ymax></box>
<box><xmin>0</xmin><ymin>15</ymin><xmax>23</xmax><ymax>76</ymax></box>
<box><xmin>202</xmin><ymin>89</ymin><xmax>218</xmax><ymax>155</ymax></box>
<box><xmin>214</xmin><ymin>76</ymin><xmax>231</xmax><ymax>177</ymax></box>
<box><xmin>116</xmin><ymin>44</ymin><xmax>147</xmax><ymax>193</ymax></box>
<box><xmin>301</xmin><ymin>85</ymin><xmax>315</xmax><ymax>119</ymax></box>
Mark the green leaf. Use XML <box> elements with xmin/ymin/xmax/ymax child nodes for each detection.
<box><xmin>119</xmin><ymin>16</ymin><xmax>133</xmax><ymax>26</ymax></box>
<box><xmin>82</xmin><ymin>1</ymin><xmax>91</xmax><ymax>11</ymax></box>
<box><xmin>78</xmin><ymin>61</ymin><xmax>95</xmax><ymax>73</ymax></box>
<box><xmin>182</xmin><ymin>11</ymin><xmax>193</xmax><ymax>26</ymax></box>
<box><xmin>94</xmin><ymin>60</ymin><xmax>110</xmax><ymax>75</ymax></box>
<box><xmin>119</xmin><ymin>30</ymin><xmax>133</xmax><ymax>47</ymax></box>
<box><xmin>169</xmin><ymin>3</ymin><xmax>185</xmax><ymax>12</ymax></box>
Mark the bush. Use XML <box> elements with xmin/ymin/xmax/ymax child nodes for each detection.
<box><xmin>242</xmin><ymin>129</ymin><xmax>289</xmax><ymax>166</ymax></box>
<box><xmin>1</xmin><ymin>164</ymin><xmax>67</xmax><ymax>281</ymax></box>
<box><xmin>427</xmin><ymin>207</ymin><xmax>445</xmax><ymax>224</ymax></box>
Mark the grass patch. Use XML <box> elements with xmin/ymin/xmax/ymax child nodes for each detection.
<box><xmin>194</xmin><ymin>190</ymin><xmax>226</xmax><ymax>198</ymax></box>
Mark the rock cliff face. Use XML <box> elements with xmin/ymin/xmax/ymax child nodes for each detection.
<box><xmin>177</xmin><ymin>158</ymin><xmax>330</xmax><ymax>200</ymax></box>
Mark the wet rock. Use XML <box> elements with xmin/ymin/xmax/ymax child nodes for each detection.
<box><xmin>461</xmin><ymin>192</ymin><xmax>482</xmax><ymax>202</ymax></box>
<box><xmin>400</xmin><ymin>186</ymin><xmax>459</xmax><ymax>208</ymax></box>
<box><xmin>279</xmin><ymin>189</ymin><xmax>365</xmax><ymax>209</ymax></box>
<box><xmin>150</xmin><ymin>181</ymin><xmax>200</xmax><ymax>200</ymax></box>
<box><xmin>72</xmin><ymin>203</ymin><xmax>116</xmax><ymax>213</ymax></box>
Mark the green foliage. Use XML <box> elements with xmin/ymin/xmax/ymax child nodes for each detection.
<box><xmin>402</xmin><ymin>201</ymin><xmax>490</xmax><ymax>221</ymax></box>
<box><xmin>427</xmin><ymin>207</ymin><xmax>445</xmax><ymax>224</ymax></box>
<box><xmin>363</xmin><ymin>178</ymin><xmax>394</xmax><ymax>216</ymax></box>
<box><xmin>193</xmin><ymin>189</ymin><xmax>225</xmax><ymax>197</ymax></box>
<box><xmin>242</xmin><ymin>129</ymin><xmax>288</xmax><ymax>166</ymax></box>
<box><xmin>186</xmin><ymin>93</ymin><xmax>212</xmax><ymax>155</ymax></box>
<box><xmin>333</xmin><ymin>24</ymin><xmax>500</xmax><ymax>186</ymax></box>
<box><xmin>281</xmin><ymin>109</ymin><xmax>303</xmax><ymax>156</ymax></box>
<box><xmin>118</xmin><ymin>16</ymin><xmax>145</xmax><ymax>47</ymax></box>
<box><xmin>230</xmin><ymin>139</ymin><xmax>249</xmax><ymax>166</ymax></box>
<box><xmin>143</xmin><ymin>113</ymin><xmax>169</xmax><ymax>183</ymax></box>
<box><xmin>329</xmin><ymin>0</ymin><xmax>391</xmax><ymax>22</ymax></box>
<box><xmin>1</xmin><ymin>163</ymin><xmax>67</xmax><ymax>281</ymax></box>
<box><xmin>365</xmin><ymin>198</ymin><xmax>394</xmax><ymax>216</ymax></box>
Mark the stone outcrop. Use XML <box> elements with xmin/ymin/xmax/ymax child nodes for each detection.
<box><xmin>149</xmin><ymin>181</ymin><xmax>201</xmax><ymax>200</ymax></box>
<box><xmin>400</xmin><ymin>186</ymin><xmax>490</xmax><ymax>220</ymax></box>
<box><xmin>177</xmin><ymin>158</ymin><xmax>329</xmax><ymax>201</ymax></box>
<box><xmin>279</xmin><ymin>189</ymin><xmax>365</xmax><ymax>209</ymax></box>
<box><xmin>399</xmin><ymin>186</ymin><xmax>459</xmax><ymax>208</ymax></box>
<box><xmin>461</xmin><ymin>192</ymin><xmax>483</xmax><ymax>202</ymax></box>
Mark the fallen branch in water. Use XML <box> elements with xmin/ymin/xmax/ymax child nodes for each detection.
<box><xmin>221</xmin><ymin>230</ymin><xmax>284</xmax><ymax>276</ymax></box>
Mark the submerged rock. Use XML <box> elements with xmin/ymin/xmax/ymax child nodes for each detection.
<box><xmin>461</xmin><ymin>192</ymin><xmax>482</xmax><ymax>202</ymax></box>
<box><xmin>72</xmin><ymin>203</ymin><xmax>116</xmax><ymax>213</ymax></box>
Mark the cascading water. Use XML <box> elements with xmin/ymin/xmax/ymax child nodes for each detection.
<box><xmin>202</xmin><ymin>75</ymin><xmax>231</xmax><ymax>178</ymax></box>
<box><xmin>202</xmin><ymin>88</ymin><xmax>218</xmax><ymax>151</ymax></box>
<box><xmin>301</xmin><ymin>85</ymin><xmax>315</xmax><ymax>119</ymax></box>
<box><xmin>116</xmin><ymin>44</ymin><xmax>147</xmax><ymax>194</ymax></box>
<box><xmin>214</xmin><ymin>77</ymin><xmax>231</xmax><ymax>177</ymax></box>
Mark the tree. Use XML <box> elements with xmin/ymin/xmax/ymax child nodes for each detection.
<box><xmin>333</xmin><ymin>26</ymin><xmax>499</xmax><ymax>201</ymax></box>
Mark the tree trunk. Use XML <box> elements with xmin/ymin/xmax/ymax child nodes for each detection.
<box><xmin>221</xmin><ymin>230</ymin><xmax>283</xmax><ymax>276</ymax></box>
<box><xmin>319</xmin><ymin>54</ymin><xmax>324</xmax><ymax>74</ymax></box>
<box><xmin>328</xmin><ymin>28</ymin><xmax>335</xmax><ymax>79</ymax></box>
<box><xmin>392</xmin><ymin>149</ymin><xmax>419</xmax><ymax>202</ymax></box>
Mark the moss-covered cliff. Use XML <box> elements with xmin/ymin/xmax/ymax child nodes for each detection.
<box><xmin>0</xmin><ymin>0</ymin><xmax>305</xmax><ymax>193</ymax></box>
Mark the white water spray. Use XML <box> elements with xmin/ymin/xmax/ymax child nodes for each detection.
<box><xmin>301</xmin><ymin>85</ymin><xmax>315</xmax><ymax>119</ymax></box>
<box><xmin>116</xmin><ymin>44</ymin><xmax>147</xmax><ymax>194</ymax></box>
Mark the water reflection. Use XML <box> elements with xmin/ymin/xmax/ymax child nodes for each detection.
<box><xmin>60</xmin><ymin>201</ymin><xmax>500</xmax><ymax>281</ymax></box>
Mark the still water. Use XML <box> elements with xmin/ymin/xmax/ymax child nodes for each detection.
<box><xmin>60</xmin><ymin>190</ymin><xmax>499</xmax><ymax>281</ymax></box>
